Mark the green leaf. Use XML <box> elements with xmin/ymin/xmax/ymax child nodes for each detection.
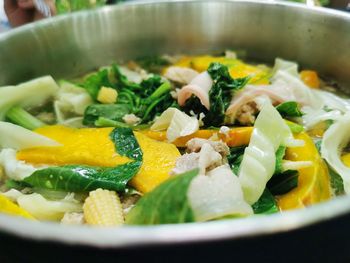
<box><xmin>327</xmin><ymin>165</ymin><xmax>345</xmax><ymax>196</ymax></box>
<box><xmin>276</xmin><ymin>101</ymin><xmax>303</xmax><ymax>118</ymax></box>
<box><xmin>286</xmin><ymin>121</ymin><xmax>304</xmax><ymax>133</ymax></box>
<box><xmin>183</xmin><ymin>62</ymin><xmax>249</xmax><ymax>127</ymax></box>
<box><xmin>23</xmin><ymin>128</ymin><xmax>142</xmax><ymax>192</ymax></box>
<box><xmin>267</xmin><ymin>170</ymin><xmax>299</xmax><ymax>195</ymax></box>
<box><xmin>23</xmin><ymin>162</ymin><xmax>141</xmax><ymax>192</ymax></box>
<box><xmin>205</xmin><ymin>63</ymin><xmax>250</xmax><ymax>126</ymax></box>
<box><xmin>112</xmin><ymin>64</ymin><xmax>142</xmax><ymax>91</ymax></box>
<box><xmin>126</xmin><ymin>169</ymin><xmax>199</xmax><ymax>225</ymax></box>
<box><xmin>110</xmin><ymin>127</ymin><xmax>142</xmax><ymax>161</ymax></box>
<box><xmin>83</xmin><ymin>69</ymin><xmax>113</xmax><ymax>100</ymax></box>
<box><xmin>252</xmin><ymin>189</ymin><xmax>278</xmax><ymax>214</ymax></box>
<box><xmin>275</xmin><ymin>146</ymin><xmax>286</xmax><ymax>175</ymax></box>
<box><xmin>313</xmin><ymin>139</ymin><xmax>344</xmax><ymax>195</ymax></box>
<box><xmin>83</xmin><ymin>104</ymin><xmax>130</xmax><ymax>126</ymax></box>
<box><xmin>227</xmin><ymin>146</ymin><xmax>246</xmax><ymax>175</ymax></box>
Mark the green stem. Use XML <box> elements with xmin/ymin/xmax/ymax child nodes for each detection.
<box><xmin>142</xmin><ymin>95</ymin><xmax>167</xmax><ymax>121</ymax></box>
<box><xmin>6</xmin><ymin>106</ymin><xmax>45</xmax><ymax>130</ymax></box>
<box><xmin>94</xmin><ymin>117</ymin><xmax>130</xmax><ymax>128</ymax></box>
<box><xmin>148</xmin><ymin>81</ymin><xmax>171</xmax><ymax>101</ymax></box>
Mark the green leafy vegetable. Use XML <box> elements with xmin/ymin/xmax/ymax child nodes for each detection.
<box><xmin>126</xmin><ymin>169</ymin><xmax>199</xmax><ymax>225</ymax></box>
<box><xmin>83</xmin><ymin>68</ymin><xmax>113</xmax><ymax>100</ymax></box>
<box><xmin>328</xmin><ymin>166</ymin><xmax>345</xmax><ymax>196</ymax></box>
<box><xmin>83</xmin><ymin>104</ymin><xmax>130</xmax><ymax>126</ymax></box>
<box><xmin>81</xmin><ymin>64</ymin><xmax>176</xmax><ymax>125</ymax></box>
<box><xmin>227</xmin><ymin>146</ymin><xmax>246</xmax><ymax>174</ymax></box>
<box><xmin>274</xmin><ymin>146</ymin><xmax>286</xmax><ymax>175</ymax></box>
<box><xmin>182</xmin><ymin>62</ymin><xmax>249</xmax><ymax>127</ymax></box>
<box><xmin>23</xmin><ymin>128</ymin><xmax>142</xmax><ymax>192</ymax></box>
<box><xmin>267</xmin><ymin>170</ymin><xmax>299</xmax><ymax>195</ymax></box>
<box><xmin>252</xmin><ymin>189</ymin><xmax>278</xmax><ymax>214</ymax></box>
<box><xmin>23</xmin><ymin>162</ymin><xmax>141</xmax><ymax>192</ymax></box>
<box><xmin>110</xmin><ymin>127</ymin><xmax>142</xmax><ymax>161</ymax></box>
<box><xmin>276</xmin><ymin>101</ymin><xmax>303</xmax><ymax>118</ymax></box>
<box><xmin>286</xmin><ymin>121</ymin><xmax>304</xmax><ymax>133</ymax></box>
<box><xmin>314</xmin><ymin>138</ymin><xmax>344</xmax><ymax>195</ymax></box>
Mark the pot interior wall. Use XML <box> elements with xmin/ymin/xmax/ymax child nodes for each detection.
<box><xmin>0</xmin><ymin>1</ymin><xmax>349</xmax><ymax>88</ymax></box>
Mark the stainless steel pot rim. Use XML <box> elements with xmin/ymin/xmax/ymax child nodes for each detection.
<box><xmin>0</xmin><ymin>194</ymin><xmax>350</xmax><ymax>247</ymax></box>
<box><xmin>1</xmin><ymin>0</ymin><xmax>350</xmax><ymax>43</ymax></box>
<box><xmin>1</xmin><ymin>0</ymin><xmax>350</xmax><ymax>248</ymax></box>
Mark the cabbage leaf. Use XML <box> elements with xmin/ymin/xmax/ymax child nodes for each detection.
<box><xmin>238</xmin><ymin>102</ymin><xmax>295</xmax><ymax>204</ymax></box>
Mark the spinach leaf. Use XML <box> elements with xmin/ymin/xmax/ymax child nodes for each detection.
<box><xmin>81</xmin><ymin>64</ymin><xmax>177</xmax><ymax>126</ymax></box>
<box><xmin>112</xmin><ymin>64</ymin><xmax>142</xmax><ymax>91</ymax></box>
<box><xmin>205</xmin><ymin>63</ymin><xmax>250</xmax><ymax>126</ymax></box>
<box><xmin>227</xmin><ymin>146</ymin><xmax>246</xmax><ymax>175</ymax></box>
<box><xmin>83</xmin><ymin>104</ymin><xmax>130</xmax><ymax>126</ymax></box>
<box><xmin>252</xmin><ymin>189</ymin><xmax>278</xmax><ymax>214</ymax></box>
<box><xmin>267</xmin><ymin>170</ymin><xmax>299</xmax><ymax>195</ymax></box>
<box><xmin>276</xmin><ymin>101</ymin><xmax>303</xmax><ymax>118</ymax></box>
<box><xmin>275</xmin><ymin>146</ymin><xmax>286</xmax><ymax>175</ymax></box>
<box><xmin>23</xmin><ymin>128</ymin><xmax>142</xmax><ymax>192</ymax></box>
<box><xmin>126</xmin><ymin>169</ymin><xmax>199</xmax><ymax>225</ymax></box>
<box><xmin>182</xmin><ymin>62</ymin><xmax>249</xmax><ymax>127</ymax></box>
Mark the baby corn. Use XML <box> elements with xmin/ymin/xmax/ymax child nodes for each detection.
<box><xmin>83</xmin><ymin>188</ymin><xmax>124</xmax><ymax>226</ymax></box>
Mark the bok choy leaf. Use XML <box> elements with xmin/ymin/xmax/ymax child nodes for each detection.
<box><xmin>23</xmin><ymin>128</ymin><xmax>142</xmax><ymax>192</ymax></box>
<box><xmin>126</xmin><ymin>169</ymin><xmax>199</xmax><ymax>225</ymax></box>
<box><xmin>252</xmin><ymin>189</ymin><xmax>278</xmax><ymax>214</ymax></box>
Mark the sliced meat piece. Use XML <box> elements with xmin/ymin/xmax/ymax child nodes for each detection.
<box><xmin>177</xmin><ymin>71</ymin><xmax>213</xmax><ymax>110</ymax></box>
<box><xmin>186</xmin><ymin>138</ymin><xmax>230</xmax><ymax>156</ymax></box>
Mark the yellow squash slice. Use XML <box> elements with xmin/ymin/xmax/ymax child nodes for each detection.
<box><xmin>277</xmin><ymin>132</ymin><xmax>331</xmax><ymax>210</ymax></box>
<box><xmin>169</xmin><ymin>55</ymin><xmax>270</xmax><ymax>84</ymax></box>
<box><xmin>0</xmin><ymin>194</ymin><xmax>34</xmax><ymax>220</ymax></box>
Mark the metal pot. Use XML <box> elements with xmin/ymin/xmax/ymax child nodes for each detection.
<box><xmin>0</xmin><ymin>1</ymin><xmax>350</xmax><ymax>261</ymax></box>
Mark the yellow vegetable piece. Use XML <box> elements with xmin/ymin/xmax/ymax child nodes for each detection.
<box><xmin>277</xmin><ymin>132</ymin><xmax>331</xmax><ymax>210</ymax></box>
<box><xmin>83</xmin><ymin>189</ymin><xmax>124</xmax><ymax>227</ymax></box>
<box><xmin>0</xmin><ymin>194</ymin><xmax>34</xmax><ymax>220</ymax></box>
<box><xmin>341</xmin><ymin>154</ymin><xmax>350</xmax><ymax>167</ymax></box>
<box><xmin>218</xmin><ymin>127</ymin><xmax>253</xmax><ymax>147</ymax></box>
<box><xmin>300</xmin><ymin>70</ymin><xmax>320</xmax><ymax>89</ymax></box>
<box><xmin>306</xmin><ymin>121</ymin><xmax>329</xmax><ymax>138</ymax></box>
<box><xmin>17</xmin><ymin>126</ymin><xmax>130</xmax><ymax>167</ymax></box>
<box><xmin>171</xmin><ymin>55</ymin><xmax>270</xmax><ymax>84</ymax></box>
<box><xmin>97</xmin><ymin>86</ymin><xmax>118</xmax><ymax>104</ymax></box>
<box><xmin>142</xmin><ymin>127</ymin><xmax>253</xmax><ymax>148</ymax></box>
<box><xmin>131</xmin><ymin>132</ymin><xmax>181</xmax><ymax>193</ymax></box>
<box><xmin>17</xmin><ymin>126</ymin><xmax>180</xmax><ymax>194</ymax></box>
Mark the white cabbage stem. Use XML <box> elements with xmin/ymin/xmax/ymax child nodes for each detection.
<box><xmin>150</xmin><ymin>107</ymin><xmax>199</xmax><ymax>142</ymax></box>
<box><xmin>321</xmin><ymin>112</ymin><xmax>350</xmax><ymax>194</ymax></box>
